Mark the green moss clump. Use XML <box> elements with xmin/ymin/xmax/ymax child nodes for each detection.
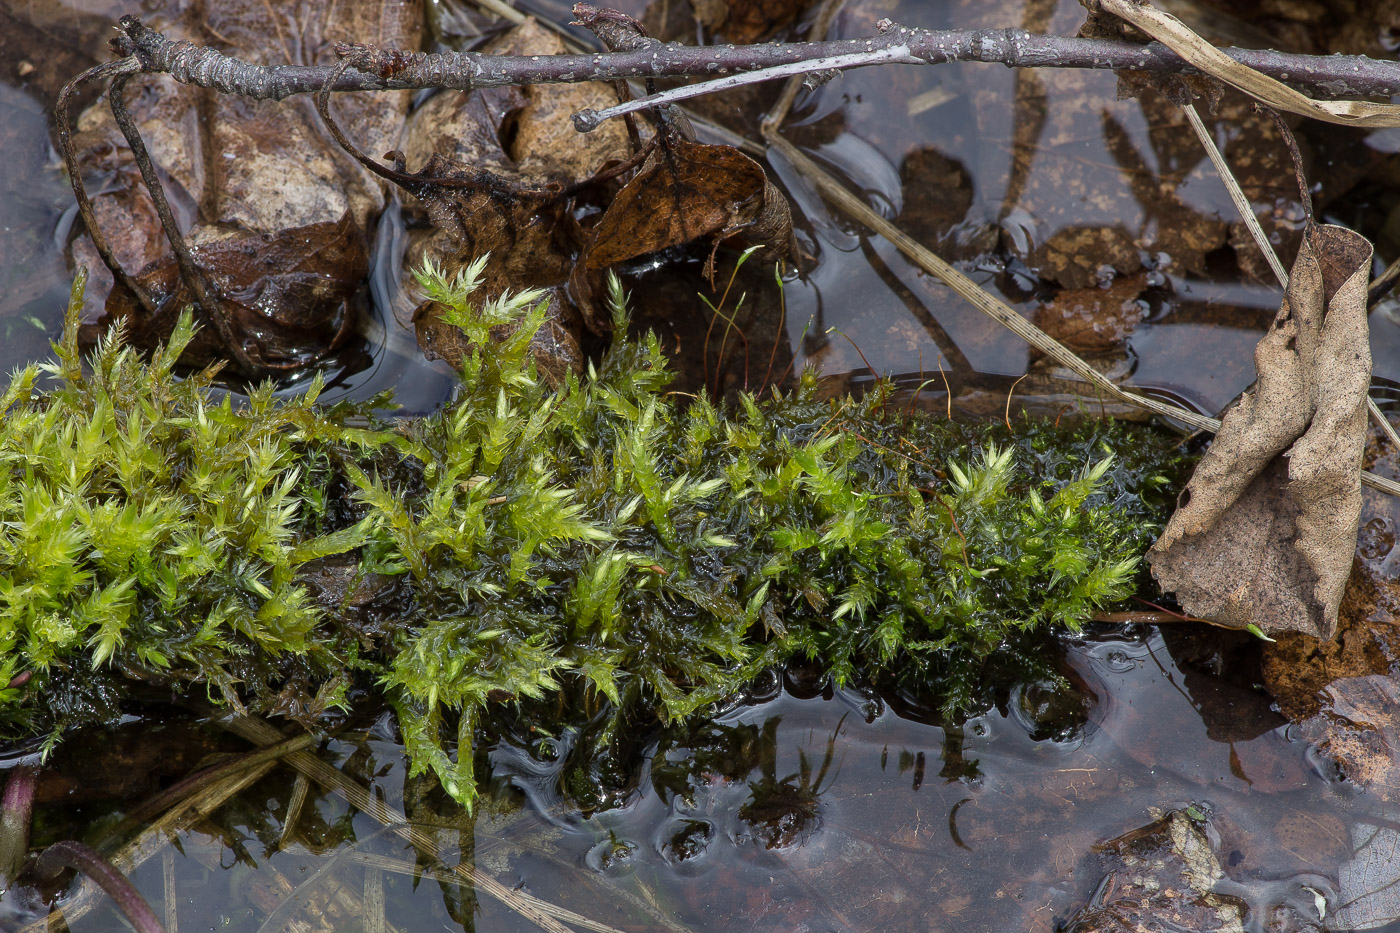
<box><xmin>0</xmin><ymin>263</ymin><xmax>1187</xmax><ymax>808</ymax></box>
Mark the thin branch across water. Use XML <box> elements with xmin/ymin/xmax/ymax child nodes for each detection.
<box><xmin>108</xmin><ymin>12</ymin><xmax>1400</xmax><ymax>104</ymax></box>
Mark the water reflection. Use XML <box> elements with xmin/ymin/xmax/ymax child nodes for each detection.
<box><xmin>8</xmin><ymin>624</ymin><xmax>1365</xmax><ymax>932</ymax></box>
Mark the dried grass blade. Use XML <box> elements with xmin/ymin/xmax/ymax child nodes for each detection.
<box><xmin>220</xmin><ymin>714</ymin><xmax>629</xmax><ymax>933</ymax></box>
<box><xmin>759</xmin><ymin>127</ymin><xmax>1400</xmax><ymax>498</ymax></box>
<box><xmin>1182</xmin><ymin>104</ymin><xmax>1287</xmax><ymax>287</ymax></box>
<box><xmin>1096</xmin><ymin>0</ymin><xmax>1400</xmax><ymax>127</ymax></box>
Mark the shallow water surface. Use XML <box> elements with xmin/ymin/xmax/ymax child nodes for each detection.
<box><xmin>5</xmin><ymin>0</ymin><xmax>1400</xmax><ymax>415</ymax></box>
<box><xmin>7</xmin><ymin>627</ymin><xmax>1365</xmax><ymax>932</ymax></box>
<box><xmin>4</xmin><ymin>0</ymin><xmax>1400</xmax><ymax>930</ymax></box>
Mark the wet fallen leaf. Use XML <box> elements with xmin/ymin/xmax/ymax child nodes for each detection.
<box><xmin>383</xmin><ymin>18</ymin><xmax>630</xmax><ymax>375</ymax></box>
<box><xmin>691</xmin><ymin>0</ymin><xmax>813</xmax><ymax>43</ymax></box>
<box><xmin>584</xmin><ymin>133</ymin><xmax>795</xmax><ymax>273</ymax></box>
<box><xmin>1148</xmin><ymin>222</ymin><xmax>1374</xmax><ymax>638</ymax></box>
<box><xmin>1274</xmin><ymin>673</ymin><xmax>1400</xmax><ymax>930</ymax></box>
<box><xmin>495</xmin><ymin>20</ymin><xmax>633</xmax><ymax>182</ymax></box>
<box><xmin>390</xmin><ymin>18</ymin><xmax>628</xmax><ymax>380</ymax></box>
<box><xmin>73</xmin><ymin>0</ymin><xmax>421</xmax><ymax>374</ymax></box>
<box><xmin>95</xmin><ymin>213</ymin><xmax>368</xmax><ymax>369</ymax></box>
<box><xmin>1062</xmin><ymin>810</ymin><xmax>1246</xmax><ymax>933</ymax></box>
<box><xmin>1031</xmin><ymin>272</ymin><xmax>1146</xmax><ymax>355</ymax></box>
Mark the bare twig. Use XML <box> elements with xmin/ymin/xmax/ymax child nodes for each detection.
<box><xmin>1093</xmin><ymin>0</ymin><xmax>1400</xmax><ymax>127</ymax></box>
<box><xmin>105</xmin><ymin>73</ymin><xmax>263</xmax><ymax>374</ymax></box>
<box><xmin>54</xmin><ymin>57</ymin><xmax>158</xmax><ymax>316</ymax></box>
<box><xmin>108</xmin><ymin>14</ymin><xmax>1400</xmax><ymax>104</ymax></box>
<box><xmin>574</xmin><ymin>44</ymin><xmax>920</xmax><ymax>132</ymax></box>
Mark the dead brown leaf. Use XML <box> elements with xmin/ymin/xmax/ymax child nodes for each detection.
<box><xmin>1032</xmin><ymin>272</ymin><xmax>1146</xmax><ymax>355</ymax></box>
<box><xmin>691</xmin><ymin>0</ymin><xmax>813</xmax><ymax>43</ymax></box>
<box><xmin>1062</xmin><ymin>811</ymin><xmax>1246</xmax><ymax>933</ymax></box>
<box><xmin>1148</xmin><ymin>222</ymin><xmax>1374</xmax><ymax>638</ymax></box>
<box><xmin>388</xmin><ymin>18</ymin><xmax>630</xmax><ymax>380</ymax></box>
<box><xmin>585</xmin><ymin>133</ymin><xmax>795</xmax><ymax>272</ymax></box>
<box><xmin>94</xmin><ymin>212</ymin><xmax>368</xmax><ymax>369</ymax></box>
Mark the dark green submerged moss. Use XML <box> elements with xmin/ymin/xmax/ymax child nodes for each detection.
<box><xmin>0</xmin><ymin>265</ymin><xmax>1190</xmax><ymax>807</ymax></box>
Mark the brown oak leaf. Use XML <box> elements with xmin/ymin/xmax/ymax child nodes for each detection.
<box><xmin>1148</xmin><ymin>222</ymin><xmax>1373</xmax><ymax>638</ymax></box>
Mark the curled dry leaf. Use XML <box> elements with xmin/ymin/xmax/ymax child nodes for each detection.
<box><xmin>1148</xmin><ymin>223</ymin><xmax>1373</xmax><ymax>638</ymax></box>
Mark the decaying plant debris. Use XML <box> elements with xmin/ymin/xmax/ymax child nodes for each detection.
<box><xmin>0</xmin><ymin>267</ymin><xmax>1187</xmax><ymax>807</ymax></box>
<box><xmin>1149</xmin><ymin>223</ymin><xmax>1374</xmax><ymax>639</ymax></box>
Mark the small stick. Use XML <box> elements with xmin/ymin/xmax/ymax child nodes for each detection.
<box><xmin>107</xmin><ymin>73</ymin><xmax>261</xmax><ymax>373</ymax></box>
<box><xmin>54</xmin><ymin>58</ymin><xmax>159</xmax><ymax>316</ymax></box>
<box><xmin>1368</xmin><ymin>254</ymin><xmax>1400</xmax><ymax>307</ymax></box>
<box><xmin>1262</xmin><ymin>105</ymin><xmax>1314</xmax><ymax>222</ymax></box>
<box><xmin>573</xmin><ymin>45</ymin><xmax>918</xmax><ymax>133</ymax></box>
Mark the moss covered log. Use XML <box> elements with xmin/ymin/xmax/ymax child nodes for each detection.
<box><xmin>0</xmin><ymin>264</ymin><xmax>1188</xmax><ymax>807</ymax></box>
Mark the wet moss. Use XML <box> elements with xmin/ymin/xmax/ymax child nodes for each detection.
<box><xmin>0</xmin><ymin>264</ymin><xmax>1189</xmax><ymax>808</ymax></box>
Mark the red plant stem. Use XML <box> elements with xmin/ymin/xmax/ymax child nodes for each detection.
<box><xmin>0</xmin><ymin>765</ymin><xmax>36</xmax><ymax>883</ymax></box>
<box><xmin>35</xmin><ymin>840</ymin><xmax>166</xmax><ymax>933</ymax></box>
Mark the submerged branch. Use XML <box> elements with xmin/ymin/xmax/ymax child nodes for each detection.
<box><xmin>110</xmin><ymin>13</ymin><xmax>1400</xmax><ymax>104</ymax></box>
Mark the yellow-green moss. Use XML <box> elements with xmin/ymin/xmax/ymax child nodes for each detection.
<box><xmin>0</xmin><ymin>264</ymin><xmax>1187</xmax><ymax>808</ymax></box>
